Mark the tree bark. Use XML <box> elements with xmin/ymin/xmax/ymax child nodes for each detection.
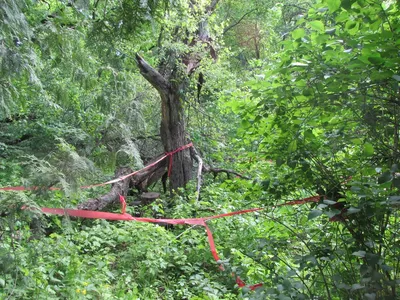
<box><xmin>136</xmin><ymin>54</ymin><xmax>192</xmax><ymax>192</ymax></box>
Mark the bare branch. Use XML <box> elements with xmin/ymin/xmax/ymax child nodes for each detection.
<box><xmin>190</xmin><ymin>147</ymin><xmax>251</xmax><ymax>181</ymax></box>
<box><xmin>205</xmin><ymin>167</ymin><xmax>251</xmax><ymax>180</ymax></box>
<box><xmin>223</xmin><ymin>9</ymin><xmax>257</xmax><ymax>34</ymax></box>
<box><xmin>135</xmin><ymin>54</ymin><xmax>170</xmax><ymax>95</ymax></box>
<box><xmin>283</xmin><ymin>4</ymin><xmax>307</xmax><ymax>12</ymax></box>
<box><xmin>135</xmin><ymin>134</ymin><xmax>161</xmax><ymax>141</ymax></box>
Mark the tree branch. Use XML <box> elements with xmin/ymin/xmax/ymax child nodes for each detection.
<box><xmin>190</xmin><ymin>148</ymin><xmax>251</xmax><ymax>181</ymax></box>
<box><xmin>204</xmin><ymin>167</ymin><xmax>251</xmax><ymax>180</ymax></box>
<box><xmin>223</xmin><ymin>9</ymin><xmax>257</xmax><ymax>34</ymax></box>
<box><xmin>190</xmin><ymin>146</ymin><xmax>204</xmax><ymax>201</ymax></box>
<box><xmin>135</xmin><ymin>54</ymin><xmax>170</xmax><ymax>95</ymax></box>
<box><xmin>78</xmin><ymin>156</ymin><xmax>167</xmax><ymax>211</ymax></box>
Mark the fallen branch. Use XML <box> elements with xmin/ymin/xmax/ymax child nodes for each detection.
<box><xmin>204</xmin><ymin>166</ymin><xmax>251</xmax><ymax>180</ymax></box>
<box><xmin>78</xmin><ymin>156</ymin><xmax>167</xmax><ymax>211</ymax></box>
<box><xmin>190</xmin><ymin>147</ymin><xmax>250</xmax><ymax>182</ymax></box>
<box><xmin>77</xmin><ymin>145</ymin><xmax>249</xmax><ymax>211</ymax></box>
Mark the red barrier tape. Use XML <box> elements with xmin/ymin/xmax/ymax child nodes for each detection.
<box><xmin>34</xmin><ymin>201</ymin><xmax>264</xmax><ymax>290</ymax></box>
<box><xmin>3</xmin><ymin>141</ymin><xmax>350</xmax><ymax>290</ymax></box>
<box><xmin>0</xmin><ymin>143</ymin><xmax>193</xmax><ymax>192</ymax></box>
<box><xmin>166</xmin><ymin>143</ymin><xmax>193</xmax><ymax>177</ymax></box>
<box><xmin>27</xmin><ymin>195</ymin><xmax>321</xmax><ymax>291</ymax></box>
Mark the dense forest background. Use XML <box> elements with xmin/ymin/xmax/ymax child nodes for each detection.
<box><xmin>1</xmin><ymin>0</ymin><xmax>399</xmax><ymax>299</ymax></box>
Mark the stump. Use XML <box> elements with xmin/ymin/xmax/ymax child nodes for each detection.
<box><xmin>140</xmin><ymin>192</ymin><xmax>160</xmax><ymax>205</ymax></box>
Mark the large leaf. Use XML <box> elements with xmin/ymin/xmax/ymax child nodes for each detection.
<box><xmin>309</xmin><ymin>20</ymin><xmax>325</xmax><ymax>33</ymax></box>
<box><xmin>292</xmin><ymin>28</ymin><xmax>306</xmax><ymax>40</ymax></box>
<box><xmin>308</xmin><ymin>209</ymin><xmax>323</xmax><ymax>220</ymax></box>
<box><xmin>363</xmin><ymin>143</ymin><xmax>374</xmax><ymax>156</ymax></box>
<box><xmin>326</xmin><ymin>0</ymin><xmax>342</xmax><ymax>12</ymax></box>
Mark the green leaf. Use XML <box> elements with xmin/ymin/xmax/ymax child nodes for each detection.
<box><xmin>291</xmin><ymin>62</ymin><xmax>309</xmax><ymax>67</ymax></box>
<box><xmin>326</xmin><ymin>0</ymin><xmax>341</xmax><ymax>12</ymax></box>
<box><xmin>308</xmin><ymin>209</ymin><xmax>323</xmax><ymax>220</ymax></box>
<box><xmin>288</xmin><ymin>140</ymin><xmax>297</xmax><ymax>152</ymax></box>
<box><xmin>292</xmin><ymin>28</ymin><xmax>306</xmax><ymax>40</ymax></box>
<box><xmin>378</xmin><ymin>171</ymin><xmax>392</xmax><ymax>184</ymax></box>
<box><xmin>351</xmin><ymin>283</ymin><xmax>365</xmax><ymax>291</ymax></box>
<box><xmin>309</xmin><ymin>20</ymin><xmax>325</xmax><ymax>33</ymax></box>
<box><xmin>392</xmin><ymin>74</ymin><xmax>400</xmax><ymax>81</ymax></box>
<box><xmin>351</xmin><ymin>138</ymin><xmax>362</xmax><ymax>145</ymax></box>
<box><xmin>352</xmin><ymin>250</ymin><xmax>366</xmax><ymax>257</ymax></box>
<box><xmin>363</xmin><ymin>143</ymin><xmax>374</xmax><ymax>156</ymax></box>
<box><xmin>388</xmin><ymin>195</ymin><xmax>400</xmax><ymax>200</ymax></box>
<box><xmin>347</xmin><ymin>207</ymin><xmax>361</xmax><ymax>214</ymax></box>
<box><xmin>323</xmin><ymin>199</ymin><xmax>337</xmax><ymax>205</ymax></box>
<box><xmin>393</xmin><ymin>178</ymin><xmax>400</xmax><ymax>189</ymax></box>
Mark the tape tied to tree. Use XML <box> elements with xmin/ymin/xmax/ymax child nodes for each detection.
<box><xmin>0</xmin><ymin>142</ymin><xmax>194</xmax><ymax>191</ymax></box>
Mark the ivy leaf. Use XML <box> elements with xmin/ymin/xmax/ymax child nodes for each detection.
<box><xmin>326</xmin><ymin>0</ymin><xmax>341</xmax><ymax>12</ymax></box>
<box><xmin>308</xmin><ymin>209</ymin><xmax>322</xmax><ymax>220</ymax></box>
<box><xmin>309</xmin><ymin>20</ymin><xmax>325</xmax><ymax>33</ymax></box>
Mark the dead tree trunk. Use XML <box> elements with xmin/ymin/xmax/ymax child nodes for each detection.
<box><xmin>77</xmin><ymin>1</ymin><xmax>222</xmax><ymax>210</ymax></box>
<box><xmin>136</xmin><ymin>54</ymin><xmax>192</xmax><ymax>192</ymax></box>
<box><xmin>134</xmin><ymin>1</ymin><xmax>220</xmax><ymax>191</ymax></box>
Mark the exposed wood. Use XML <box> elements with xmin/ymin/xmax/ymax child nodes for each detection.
<box><xmin>190</xmin><ymin>146</ymin><xmax>203</xmax><ymax>201</ymax></box>
<box><xmin>78</xmin><ymin>157</ymin><xmax>167</xmax><ymax>211</ymax></box>
<box><xmin>77</xmin><ymin>167</ymin><xmax>132</xmax><ymax>211</ymax></box>
<box><xmin>135</xmin><ymin>54</ymin><xmax>170</xmax><ymax>95</ymax></box>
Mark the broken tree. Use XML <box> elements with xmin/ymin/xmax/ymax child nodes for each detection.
<box><xmin>79</xmin><ymin>0</ymin><xmax>223</xmax><ymax>210</ymax></box>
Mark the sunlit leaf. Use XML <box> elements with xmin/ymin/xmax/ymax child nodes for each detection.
<box><xmin>326</xmin><ymin>0</ymin><xmax>341</xmax><ymax>12</ymax></box>
<box><xmin>309</xmin><ymin>20</ymin><xmax>325</xmax><ymax>33</ymax></box>
<box><xmin>288</xmin><ymin>140</ymin><xmax>297</xmax><ymax>152</ymax></box>
<box><xmin>291</xmin><ymin>62</ymin><xmax>309</xmax><ymax>67</ymax></box>
<box><xmin>363</xmin><ymin>143</ymin><xmax>374</xmax><ymax>156</ymax></box>
<box><xmin>292</xmin><ymin>28</ymin><xmax>306</xmax><ymax>40</ymax></box>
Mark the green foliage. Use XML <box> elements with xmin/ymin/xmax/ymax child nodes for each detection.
<box><xmin>1</xmin><ymin>0</ymin><xmax>400</xmax><ymax>299</ymax></box>
<box><xmin>226</xmin><ymin>0</ymin><xmax>400</xmax><ymax>298</ymax></box>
